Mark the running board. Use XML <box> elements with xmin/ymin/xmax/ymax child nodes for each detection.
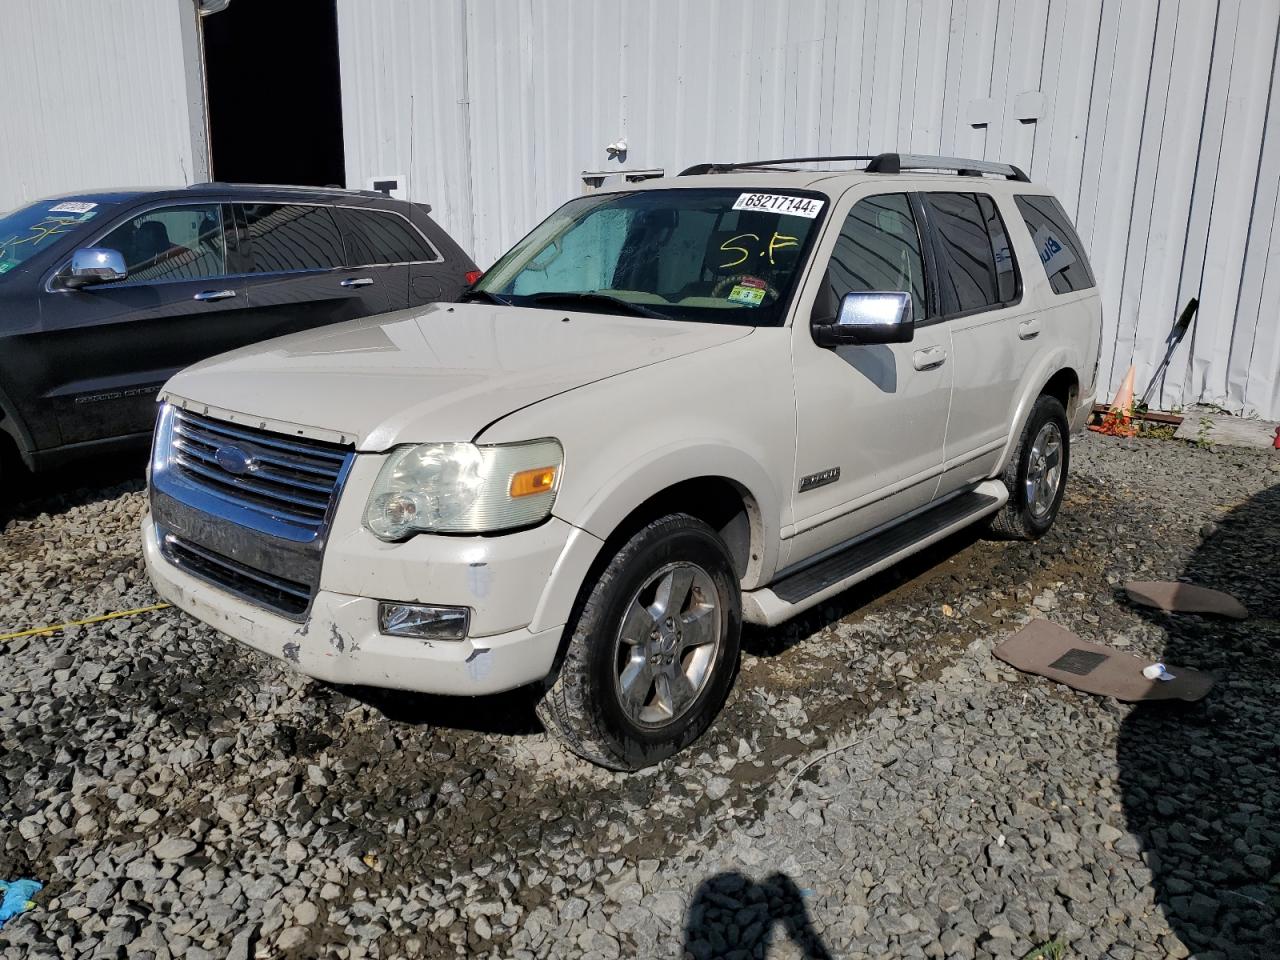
<box><xmin>742</xmin><ymin>481</ymin><xmax>1008</xmax><ymax>626</ymax></box>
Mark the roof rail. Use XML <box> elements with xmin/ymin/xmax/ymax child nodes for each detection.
<box><xmin>678</xmin><ymin>152</ymin><xmax>1030</xmax><ymax>182</ymax></box>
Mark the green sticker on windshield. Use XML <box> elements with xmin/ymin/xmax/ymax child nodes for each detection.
<box><xmin>727</xmin><ymin>284</ymin><xmax>765</xmax><ymax>306</ymax></box>
<box><xmin>0</xmin><ymin>261</ymin><xmax>14</xmax><ymax>274</ymax></box>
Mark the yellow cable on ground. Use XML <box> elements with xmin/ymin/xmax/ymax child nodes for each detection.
<box><xmin>0</xmin><ymin>602</ymin><xmax>172</xmax><ymax>644</ymax></box>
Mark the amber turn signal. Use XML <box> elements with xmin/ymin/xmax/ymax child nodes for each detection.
<box><xmin>509</xmin><ymin>466</ymin><xmax>557</xmax><ymax>498</ymax></box>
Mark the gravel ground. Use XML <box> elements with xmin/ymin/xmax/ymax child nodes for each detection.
<box><xmin>1</xmin><ymin>432</ymin><xmax>1277</xmax><ymax>959</ymax></box>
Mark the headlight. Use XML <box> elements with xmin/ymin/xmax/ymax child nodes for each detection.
<box><xmin>364</xmin><ymin>439</ymin><xmax>563</xmax><ymax>540</ymax></box>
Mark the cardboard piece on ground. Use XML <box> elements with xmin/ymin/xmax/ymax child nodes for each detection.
<box><xmin>1124</xmin><ymin>581</ymin><xmax>1248</xmax><ymax>619</ymax></box>
<box><xmin>993</xmin><ymin>620</ymin><xmax>1214</xmax><ymax>702</ymax></box>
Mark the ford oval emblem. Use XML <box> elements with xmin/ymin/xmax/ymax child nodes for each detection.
<box><xmin>214</xmin><ymin>445</ymin><xmax>254</xmax><ymax>475</ymax></box>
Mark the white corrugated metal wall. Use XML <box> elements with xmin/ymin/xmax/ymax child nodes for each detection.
<box><xmin>0</xmin><ymin>0</ymin><xmax>207</xmax><ymax>216</ymax></box>
<box><xmin>338</xmin><ymin>0</ymin><xmax>1280</xmax><ymax>420</ymax></box>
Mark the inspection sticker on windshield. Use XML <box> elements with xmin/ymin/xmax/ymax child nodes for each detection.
<box><xmin>48</xmin><ymin>201</ymin><xmax>97</xmax><ymax>214</ymax></box>
<box><xmin>732</xmin><ymin>193</ymin><xmax>824</xmax><ymax>219</ymax></box>
<box><xmin>728</xmin><ymin>284</ymin><xmax>765</xmax><ymax>306</ymax></box>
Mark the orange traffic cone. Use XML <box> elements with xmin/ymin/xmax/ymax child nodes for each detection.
<box><xmin>1090</xmin><ymin>365</ymin><xmax>1138</xmax><ymax>437</ymax></box>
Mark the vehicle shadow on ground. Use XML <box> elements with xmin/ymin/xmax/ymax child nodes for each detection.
<box><xmin>740</xmin><ymin>525</ymin><xmax>985</xmax><ymax>659</ymax></box>
<box><xmin>2</xmin><ymin>450</ymin><xmax>146</xmax><ymax>527</ymax></box>
<box><xmin>1118</xmin><ymin>482</ymin><xmax>1279</xmax><ymax>959</ymax></box>
<box><xmin>339</xmin><ymin>682</ymin><xmax>545</xmax><ymax>736</ymax></box>
<box><xmin>683</xmin><ymin>870</ymin><xmax>834</xmax><ymax>959</ymax></box>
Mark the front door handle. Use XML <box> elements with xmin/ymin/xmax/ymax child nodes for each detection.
<box><xmin>912</xmin><ymin>346</ymin><xmax>947</xmax><ymax>371</ymax></box>
<box><xmin>193</xmin><ymin>289</ymin><xmax>236</xmax><ymax>302</ymax></box>
<box><xmin>340</xmin><ymin>277</ymin><xmax>375</xmax><ymax>288</ymax></box>
<box><xmin>1018</xmin><ymin>318</ymin><xmax>1041</xmax><ymax>340</ymax></box>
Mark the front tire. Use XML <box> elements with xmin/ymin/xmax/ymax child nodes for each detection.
<box><xmin>536</xmin><ymin>513</ymin><xmax>742</xmax><ymax>770</ymax></box>
<box><xmin>989</xmin><ymin>394</ymin><xmax>1070</xmax><ymax>540</ymax></box>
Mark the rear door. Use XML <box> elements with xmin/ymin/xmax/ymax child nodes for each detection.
<box><xmin>332</xmin><ymin>206</ymin><xmax>444</xmax><ymax>309</ymax></box>
<box><xmin>920</xmin><ymin>190</ymin><xmax>1025</xmax><ymax>495</ymax></box>
<box><xmin>235</xmin><ymin>202</ymin><xmax>394</xmax><ymax>337</ymax></box>
<box><xmin>37</xmin><ymin>200</ymin><xmax>253</xmax><ymax>443</ymax></box>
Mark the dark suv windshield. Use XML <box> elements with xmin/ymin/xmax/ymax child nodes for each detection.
<box><xmin>474</xmin><ymin>188</ymin><xmax>827</xmax><ymax>325</ymax></box>
<box><xmin>0</xmin><ymin>199</ymin><xmax>106</xmax><ymax>276</ymax></box>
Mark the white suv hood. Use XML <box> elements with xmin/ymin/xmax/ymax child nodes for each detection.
<box><xmin>162</xmin><ymin>302</ymin><xmax>752</xmax><ymax>449</ymax></box>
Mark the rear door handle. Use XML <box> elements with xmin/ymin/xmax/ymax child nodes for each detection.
<box><xmin>193</xmin><ymin>289</ymin><xmax>236</xmax><ymax>302</ymax></box>
<box><xmin>340</xmin><ymin>277</ymin><xmax>375</xmax><ymax>288</ymax></box>
<box><xmin>1018</xmin><ymin>318</ymin><xmax>1041</xmax><ymax>340</ymax></box>
<box><xmin>912</xmin><ymin>346</ymin><xmax>947</xmax><ymax>371</ymax></box>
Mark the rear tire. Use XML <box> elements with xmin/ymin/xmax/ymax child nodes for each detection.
<box><xmin>536</xmin><ymin>513</ymin><xmax>742</xmax><ymax>771</ymax></box>
<box><xmin>989</xmin><ymin>394</ymin><xmax>1069</xmax><ymax>540</ymax></box>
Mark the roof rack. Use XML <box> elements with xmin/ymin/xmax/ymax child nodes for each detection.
<box><xmin>678</xmin><ymin>152</ymin><xmax>1030</xmax><ymax>182</ymax></box>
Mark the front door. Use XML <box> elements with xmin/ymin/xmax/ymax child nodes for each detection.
<box><xmin>37</xmin><ymin>201</ymin><xmax>253</xmax><ymax>444</ymax></box>
<box><xmin>787</xmin><ymin>190</ymin><xmax>953</xmax><ymax>565</ymax></box>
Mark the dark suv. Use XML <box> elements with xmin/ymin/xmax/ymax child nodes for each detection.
<box><xmin>0</xmin><ymin>183</ymin><xmax>476</xmax><ymax>488</ymax></box>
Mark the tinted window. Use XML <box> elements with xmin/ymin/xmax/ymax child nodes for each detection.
<box><xmin>818</xmin><ymin>193</ymin><xmax>926</xmax><ymax>320</ymax></box>
<box><xmin>98</xmin><ymin>203</ymin><xmax>227</xmax><ymax>283</ymax></box>
<box><xmin>923</xmin><ymin>192</ymin><xmax>1019</xmax><ymax>314</ymax></box>
<box><xmin>235</xmin><ymin>204</ymin><xmax>345</xmax><ymax>273</ymax></box>
<box><xmin>1014</xmin><ymin>194</ymin><xmax>1095</xmax><ymax>294</ymax></box>
<box><xmin>340</xmin><ymin>209</ymin><xmax>438</xmax><ymax>265</ymax></box>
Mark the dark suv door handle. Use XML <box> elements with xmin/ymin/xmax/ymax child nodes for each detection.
<box><xmin>193</xmin><ymin>289</ymin><xmax>236</xmax><ymax>302</ymax></box>
<box><xmin>340</xmin><ymin>277</ymin><xmax>375</xmax><ymax>288</ymax></box>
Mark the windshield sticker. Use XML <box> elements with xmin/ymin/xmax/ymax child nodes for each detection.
<box><xmin>727</xmin><ymin>284</ymin><xmax>766</xmax><ymax>306</ymax></box>
<box><xmin>0</xmin><ymin>261</ymin><xmax>13</xmax><ymax>274</ymax></box>
<box><xmin>732</xmin><ymin>193</ymin><xmax>824</xmax><ymax>219</ymax></box>
<box><xmin>49</xmin><ymin>201</ymin><xmax>97</xmax><ymax>214</ymax></box>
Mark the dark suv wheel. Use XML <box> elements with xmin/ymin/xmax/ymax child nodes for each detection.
<box><xmin>536</xmin><ymin>513</ymin><xmax>742</xmax><ymax>770</ymax></box>
<box><xmin>989</xmin><ymin>393</ymin><xmax>1070</xmax><ymax>540</ymax></box>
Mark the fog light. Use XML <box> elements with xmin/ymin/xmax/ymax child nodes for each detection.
<box><xmin>378</xmin><ymin>602</ymin><xmax>470</xmax><ymax>641</ymax></box>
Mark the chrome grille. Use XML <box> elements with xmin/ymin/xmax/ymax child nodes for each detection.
<box><xmin>169</xmin><ymin>408</ymin><xmax>351</xmax><ymax>535</ymax></box>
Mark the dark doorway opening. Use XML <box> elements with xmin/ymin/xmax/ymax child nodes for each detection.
<box><xmin>201</xmin><ymin>0</ymin><xmax>346</xmax><ymax>187</ymax></box>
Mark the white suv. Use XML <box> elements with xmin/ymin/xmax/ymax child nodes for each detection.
<box><xmin>144</xmin><ymin>153</ymin><xmax>1101</xmax><ymax>770</ymax></box>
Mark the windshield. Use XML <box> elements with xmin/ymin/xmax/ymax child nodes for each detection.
<box><xmin>474</xmin><ymin>188</ymin><xmax>828</xmax><ymax>325</ymax></box>
<box><xmin>0</xmin><ymin>199</ymin><xmax>105</xmax><ymax>275</ymax></box>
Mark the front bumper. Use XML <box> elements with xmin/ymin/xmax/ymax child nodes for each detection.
<box><xmin>143</xmin><ymin>515</ymin><xmax>598</xmax><ymax>696</ymax></box>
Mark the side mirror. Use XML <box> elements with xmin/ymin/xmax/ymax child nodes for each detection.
<box><xmin>65</xmin><ymin>248</ymin><xmax>127</xmax><ymax>288</ymax></box>
<box><xmin>812</xmin><ymin>291</ymin><xmax>914</xmax><ymax>347</ymax></box>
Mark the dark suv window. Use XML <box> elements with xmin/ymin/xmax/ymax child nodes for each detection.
<box><xmin>817</xmin><ymin>193</ymin><xmax>926</xmax><ymax>320</ymax></box>
<box><xmin>923</xmin><ymin>192</ymin><xmax>1019</xmax><ymax>314</ymax></box>
<box><xmin>235</xmin><ymin>204</ymin><xmax>345</xmax><ymax>273</ymax></box>
<box><xmin>1014</xmin><ymin>194</ymin><xmax>1095</xmax><ymax>294</ymax></box>
<box><xmin>98</xmin><ymin>203</ymin><xmax>228</xmax><ymax>283</ymax></box>
<box><xmin>338</xmin><ymin>209</ymin><xmax>438</xmax><ymax>266</ymax></box>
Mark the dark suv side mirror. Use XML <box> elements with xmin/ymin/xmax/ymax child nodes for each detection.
<box><xmin>812</xmin><ymin>291</ymin><xmax>914</xmax><ymax>347</ymax></box>
<box><xmin>65</xmin><ymin>247</ymin><xmax>127</xmax><ymax>288</ymax></box>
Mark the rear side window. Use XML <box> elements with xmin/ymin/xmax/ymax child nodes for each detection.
<box><xmin>97</xmin><ymin>203</ymin><xmax>228</xmax><ymax>283</ymax></box>
<box><xmin>338</xmin><ymin>209</ymin><xmax>439</xmax><ymax>265</ymax></box>
<box><xmin>1014</xmin><ymin>194</ymin><xmax>1095</xmax><ymax>294</ymax></box>
<box><xmin>234</xmin><ymin>204</ymin><xmax>345</xmax><ymax>273</ymax></box>
<box><xmin>923</xmin><ymin>192</ymin><xmax>1020</xmax><ymax>314</ymax></box>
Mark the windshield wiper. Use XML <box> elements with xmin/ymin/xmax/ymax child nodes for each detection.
<box><xmin>528</xmin><ymin>291</ymin><xmax>668</xmax><ymax>320</ymax></box>
<box><xmin>459</xmin><ymin>288</ymin><xmax>511</xmax><ymax>306</ymax></box>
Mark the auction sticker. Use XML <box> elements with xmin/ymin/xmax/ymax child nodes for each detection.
<box><xmin>49</xmin><ymin>201</ymin><xmax>97</xmax><ymax>214</ymax></box>
<box><xmin>732</xmin><ymin>193</ymin><xmax>824</xmax><ymax>219</ymax></box>
<box><xmin>728</xmin><ymin>284</ymin><xmax>766</xmax><ymax>306</ymax></box>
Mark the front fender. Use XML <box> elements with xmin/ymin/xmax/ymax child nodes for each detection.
<box><xmin>562</xmin><ymin>441</ymin><xmax>783</xmax><ymax>590</ymax></box>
